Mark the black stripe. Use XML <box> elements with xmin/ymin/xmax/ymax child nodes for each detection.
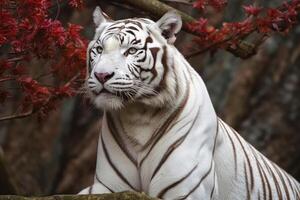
<box><xmin>119</xmin><ymin>34</ymin><xmax>124</xmax><ymax>44</ymax></box>
<box><xmin>253</xmin><ymin>151</ymin><xmax>267</xmax><ymax>200</ymax></box>
<box><xmin>135</xmin><ymin>51</ymin><xmax>143</xmax><ymax>56</ymax></box>
<box><xmin>210</xmin><ymin>172</ymin><xmax>216</xmax><ymax>199</ymax></box>
<box><xmin>131</xmin><ymin>65</ymin><xmax>140</xmax><ymax>75</ymax></box>
<box><xmin>139</xmin><ymin>84</ymin><xmax>190</xmax><ymax>166</ymax></box>
<box><xmin>128</xmin><ymin>66</ymin><xmax>139</xmax><ymax>79</ymax></box>
<box><xmin>88</xmin><ymin>48</ymin><xmax>95</xmax><ymax>73</ymax></box>
<box><xmin>283</xmin><ymin>171</ymin><xmax>297</xmax><ymax>198</ymax></box>
<box><xmin>155</xmin><ymin>46</ymin><xmax>168</xmax><ymax>93</ymax></box>
<box><xmin>148</xmin><ymin>47</ymin><xmax>160</xmax><ymax>83</ymax></box>
<box><xmin>136</xmin><ymin>36</ymin><xmax>152</xmax><ymax>63</ymax></box>
<box><xmin>274</xmin><ymin>166</ymin><xmax>290</xmax><ymax>200</ymax></box>
<box><xmin>101</xmin><ymin>133</ymin><xmax>136</xmax><ymax>190</ymax></box>
<box><xmin>150</xmin><ymin>131</ymin><xmax>188</xmax><ymax>181</ymax></box>
<box><xmin>137</xmin><ymin>53</ymin><xmax>147</xmax><ymax>62</ymax></box>
<box><xmin>125</xmin><ymin>29</ymin><xmax>136</xmax><ymax>37</ymax></box>
<box><xmin>244</xmin><ymin>162</ymin><xmax>251</xmax><ymax>200</ymax></box>
<box><xmin>107</xmin><ymin>25</ymin><xmax>125</xmax><ymax>31</ymax></box>
<box><xmin>95</xmin><ymin>173</ymin><xmax>114</xmax><ymax>193</ymax></box>
<box><xmin>106</xmin><ymin>113</ymin><xmax>137</xmax><ymax>166</ymax></box>
<box><xmin>258</xmin><ymin>155</ymin><xmax>273</xmax><ymax>200</ymax></box>
<box><xmin>129</xmin><ymin>20</ymin><xmax>143</xmax><ymax>29</ymax></box>
<box><xmin>295</xmin><ymin>182</ymin><xmax>300</xmax><ymax>198</ymax></box>
<box><xmin>260</xmin><ymin>155</ymin><xmax>283</xmax><ymax>199</ymax></box>
<box><xmin>173</xmin><ymin>66</ymin><xmax>180</xmax><ymax>98</ymax></box>
<box><xmin>177</xmin><ymin>159</ymin><xmax>214</xmax><ymax>200</ymax></box>
<box><xmin>157</xmin><ymin>164</ymin><xmax>198</xmax><ymax>198</ymax></box>
<box><xmin>230</xmin><ymin>127</ymin><xmax>254</xmax><ymax>192</ymax></box>
<box><xmin>127</xmin><ymin>26</ymin><xmax>139</xmax><ymax>31</ymax></box>
<box><xmin>175</xmin><ymin>119</ymin><xmax>219</xmax><ymax>200</ymax></box>
<box><xmin>137</xmin><ymin>46</ymin><xmax>169</xmax><ymax>100</ymax></box>
<box><xmin>258</xmin><ymin>191</ymin><xmax>261</xmax><ymax>200</ymax></box>
<box><xmin>88</xmin><ymin>185</ymin><xmax>92</xmax><ymax>194</ymax></box>
<box><xmin>219</xmin><ymin>120</ymin><xmax>237</xmax><ymax>174</ymax></box>
<box><xmin>131</xmin><ymin>39</ymin><xmax>141</xmax><ymax>45</ymax></box>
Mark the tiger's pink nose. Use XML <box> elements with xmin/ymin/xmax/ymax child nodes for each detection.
<box><xmin>94</xmin><ymin>72</ymin><xmax>114</xmax><ymax>84</ymax></box>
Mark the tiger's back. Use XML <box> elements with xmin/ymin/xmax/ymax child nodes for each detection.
<box><xmin>215</xmin><ymin>120</ymin><xmax>300</xmax><ymax>200</ymax></box>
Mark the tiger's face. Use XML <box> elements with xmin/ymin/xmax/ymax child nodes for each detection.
<box><xmin>86</xmin><ymin>7</ymin><xmax>182</xmax><ymax>110</ymax></box>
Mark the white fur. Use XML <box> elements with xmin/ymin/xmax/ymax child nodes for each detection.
<box><xmin>81</xmin><ymin>8</ymin><xmax>300</xmax><ymax>200</ymax></box>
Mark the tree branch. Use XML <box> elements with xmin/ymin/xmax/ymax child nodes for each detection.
<box><xmin>0</xmin><ymin>192</ymin><xmax>159</xmax><ymax>200</ymax></box>
<box><xmin>112</xmin><ymin>0</ymin><xmax>195</xmax><ymax>25</ymax></box>
<box><xmin>111</xmin><ymin>0</ymin><xmax>300</xmax><ymax>59</ymax></box>
<box><xmin>160</xmin><ymin>0</ymin><xmax>193</xmax><ymax>6</ymax></box>
<box><xmin>0</xmin><ymin>72</ymin><xmax>81</xmax><ymax>122</ymax></box>
<box><xmin>0</xmin><ymin>109</ymin><xmax>34</xmax><ymax>122</ymax></box>
<box><xmin>0</xmin><ymin>77</ymin><xmax>15</xmax><ymax>83</ymax></box>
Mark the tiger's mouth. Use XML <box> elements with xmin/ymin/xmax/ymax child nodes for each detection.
<box><xmin>92</xmin><ymin>88</ymin><xmax>131</xmax><ymax>99</ymax></box>
<box><xmin>92</xmin><ymin>88</ymin><xmax>113</xmax><ymax>96</ymax></box>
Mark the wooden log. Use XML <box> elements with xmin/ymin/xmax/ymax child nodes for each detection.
<box><xmin>0</xmin><ymin>192</ymin><xmax>159</xmax><ymax>200</ymax></box>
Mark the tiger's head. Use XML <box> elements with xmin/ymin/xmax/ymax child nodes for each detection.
<box><xmin>86</xmin><ymin>6</ymin><xmax>182</xmax><ymax>110</ymax></box>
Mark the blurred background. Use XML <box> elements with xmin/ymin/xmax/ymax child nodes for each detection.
<box><xmin>0</xmin><ymin>0</ymin><xmax>299</xmax><ymax>196</ymax></box>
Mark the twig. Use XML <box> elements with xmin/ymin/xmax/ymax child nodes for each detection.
<box><xmin>7</xmin><ymin>57</ymin><xmax>24</xmax><ymax>62</ymax></box>
<box><xmin>0</xmin><ymin>77</ymin><xmax>15</xmax><ymax>83</ymax></box>
<box><xmin>54</xmin><ymin>0</ymin><xmax>61</xmax><ymax>20</ymax></box>
<box><xmin>160</xmin><ymin>0</ymin><xmax>193</xmax><ymax>6</ymax></box>
<box><xmin>0</xmin><ymin>109</ymin><xmax>34</xmax><ymax>122</ymax></box>
<box><xmin>0</xmin><ymin>73</ymin><xmax>82</xmax><ymax>122</ymax></box>
<box><xmin>185</xmin><ymin>36</ymin><xmax>233</xmax><ymax>59</ymax></box>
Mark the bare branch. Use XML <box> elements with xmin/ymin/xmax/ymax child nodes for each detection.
<box><xmin>0</xmin><ymin>109</ymin><xmax>34</xmax><ymax>122</ymax></box>
<box><xmin>0</xmin><ymin>77</ymin><xmax>15</xmax><ymax>83</ymax></box>
<box><xmin>160</xmin><ymin>0</ymin><xmax>193</xmax><ymax>6</ymax></box>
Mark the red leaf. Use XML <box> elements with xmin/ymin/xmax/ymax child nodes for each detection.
<box><xmin>68</xmin><ymin>0</ymin><xmax>84</xmax><ymax>8</ymax></box>
<box><xmin>36</xmin><ymin>86</ymin><xmax>50</xmax><ymax>95</ymax></box>
<box><xmin>193</xmin><ymin>0</ymin><xmax>206</xmax><ymax>10</ymax></box>
<box><xmin>243</xmin><ymin>5</ymin><xmax>262</xmax><ymax>16</ymax></box>
<box><xmin>209</xmin><ymin>0</ymin><xmax>227</xmax><ymax>11</ymax></box>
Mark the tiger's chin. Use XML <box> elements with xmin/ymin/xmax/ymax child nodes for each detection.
<box><xmin>93</xmin><ymin>93</ymin><xmax>125</xmax><ymax>111</ymax></box>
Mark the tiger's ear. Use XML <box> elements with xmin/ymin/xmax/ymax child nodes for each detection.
<box><xmin>93</xmin><ymin>6</ymin><xmax>111</xmax><ymax>27</ymax></box>
<box><xmin>156</xmin><ymin>11</ymin><xmax>182</xmax><ymax>44</ymax></box>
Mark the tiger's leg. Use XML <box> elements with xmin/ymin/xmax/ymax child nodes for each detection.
<box><xmin>78</xmin><ymin>183</ymin><xmax>111</xmax><ymax>194</ymax></box>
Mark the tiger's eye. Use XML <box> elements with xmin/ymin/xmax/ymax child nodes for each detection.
<box><xmin>96</xmin><ymin>46</ymin><xmax>103</xmax><ymax>54</ymax></box>
<box><xmin>127</xmin><ymin>47</ymin><xmax>137</xmax><ymax>55</ymax></box>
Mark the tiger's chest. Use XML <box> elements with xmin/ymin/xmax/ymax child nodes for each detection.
<box><xmin>117</xmin><ymin>105</ymin><xmax>169</xmax><ymax>148</ymax></box>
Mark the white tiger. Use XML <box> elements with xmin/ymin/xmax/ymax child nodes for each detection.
<box><xmin>80</xmin><ymin>6</ymin><xmax>300</xmax><ymax>200</ymax></box>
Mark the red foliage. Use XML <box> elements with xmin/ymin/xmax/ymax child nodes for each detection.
<box><xmin>193</xmin><ymin>0</ymin><xmax>227</xmax><ymax>11</ymax></box>
<box><xmin>0</xmin><ymin>0</ymin><xmax>87</xmax><ymax>119</ymax></box>
<box><xmin>69</xmin><ymin>0</ymin><xmax>84</xmax><ymax>8</ymax></box>
<box><xmin>243</xmin><ymin>5</ymin><xmax>262</xmax><ymax>16</ymax></box>
<box><xmin>189</xmin><ymin>0</ymin><xmax>300</xmax><ymax>53</ymax></box>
